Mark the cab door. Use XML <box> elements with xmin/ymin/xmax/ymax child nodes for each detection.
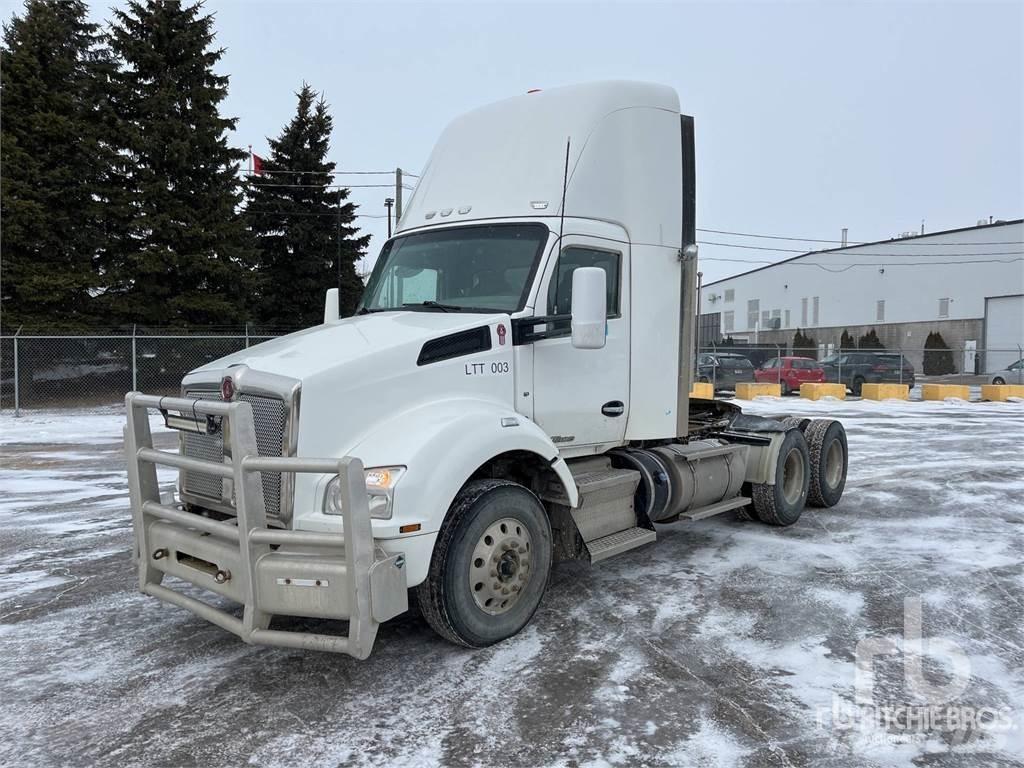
<box><xmin>528</xmin><ymin>238</ymin><xmax>629</xmax><ymax>450</ymax></box>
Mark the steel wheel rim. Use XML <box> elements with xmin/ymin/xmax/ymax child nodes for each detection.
<box><xmin>825</xmin><ymin>439</ymin><xmax>843</xmax><ymax>488</ymax></box>
<box><xmin>470</xmin><ymin>517</ymin><xmax>533</xmax><ymax>615</ymax></box>
<box><xmin>782</xmin><ymin>447</ymin><xmax>805</xmax><ymax>505</ymax></box>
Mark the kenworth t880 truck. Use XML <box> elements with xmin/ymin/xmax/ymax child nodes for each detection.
<box><xmin>124</xmin><ymin>81</ymin><xmax>849</xmax><ymax>658</ymax></box>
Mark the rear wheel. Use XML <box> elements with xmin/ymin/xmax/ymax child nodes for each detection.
<box><xmin>993</xmin><ymin>377</ymin><xmax>1006</xmax><ymax>385</ymax></box>
<box><xmin>751</xmin><ymin>428</ymin><xmax>810</xmax><ymax>526</ymax></box>
<box><xmin>416</xmin><ymin>479</ymin><xmax>552</xmax><ymax>648</ymax></box>
<box><xmin>851</xmin><ymin>376</ymin><xmax>865</xmax><ymax>396</ymax></box>
<box><xmin>804</xmin><ymin>419</ymin><xmax>848</xmax><ymax>507</ymax></box>
<box><xmin>781</xmin><ymin>380</ymin><xmax>791</xmax><ymax>396</ymax></box>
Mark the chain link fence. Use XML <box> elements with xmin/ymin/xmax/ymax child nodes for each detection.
<box><xmin>695</xmin><ymin>343</ymin><xmax>1024</xmax><ymax>394</ymax></box>
<box><xmin>0</xmin><ymin>329</ymin><xmax>290</xmax><ymax>414</ymax></box>
<box><xmin>2</xmin><ymin>330</ymin><xmax>1021</xmax><ymax>414</ymax></box>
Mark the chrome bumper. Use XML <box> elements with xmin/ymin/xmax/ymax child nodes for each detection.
<box><xmin>124</xmin><ymin>392</ymin><xmax>408</xmax><ymax>658</ymax></box>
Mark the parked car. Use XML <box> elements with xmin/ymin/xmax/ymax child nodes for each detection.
<box><xmin>697</xmin><ymin>352</ymin><xmax>755</xmax><ymax>391</ymax></box>
<box><xmin>755</xmin><ymin>356</ymin><xmax>825</xmax><ymax>395</ymax></box>
<box><xmin>989</xmin><ymin>359</ymin><xmax>1024</xmax><ymax>385</ymax></box>
<box><xmin>820</xmin><ymin>351</ymin><xmax>915</xmax><ymax>395</ymax></box>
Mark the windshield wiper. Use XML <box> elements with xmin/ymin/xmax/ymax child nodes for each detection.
<box><xmin>402</xmin><ymin>301</ymin><xmax>462</xmax><ymax>313</ymax></box>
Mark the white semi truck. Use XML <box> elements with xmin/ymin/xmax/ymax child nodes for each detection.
<box><xmin>124</xmin><ymin>81</ymin><xmax>849</xmax><ymax>658</ymax></box>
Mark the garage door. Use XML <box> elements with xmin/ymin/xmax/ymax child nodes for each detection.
<box><xmin>984</xmin><ymin>294</ymin><xmax>1024</xmax><ymax>372</ymax></box>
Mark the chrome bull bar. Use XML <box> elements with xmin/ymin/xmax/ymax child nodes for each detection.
<box><xmin>124</xmin><ymin>392</ymin><xmax>407</xmax><ymax>658</ymax></box>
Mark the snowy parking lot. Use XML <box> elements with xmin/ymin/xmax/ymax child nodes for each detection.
<box><xmin>1</xmin><ymin>398</ymin><xmax>1022</xmax><ymax>768</ymax></box>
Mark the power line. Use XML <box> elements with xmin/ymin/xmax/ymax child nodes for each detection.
<box><xmin>243</xmin><ymin>210</ymin><xmax>390</xmax><ymax>218</ymax></box>
<box><xmin>697</xmin><ymin>226</ymin><xmax>1023</xmax><ymax>246</ymax></box>
<box><xmin>244</xmin><ymin>181</ymin><xmax>397</xmax><ymax>189</ymax></box>
<box><xmin>699</xmin><ymin>255</ymin><xmax>1024</xmax><ymax>272</ymax></box>
<box><xmin>698</xmin><ymin>240</ymin><xmax>1024</xmax><ymax>257</ymax></box>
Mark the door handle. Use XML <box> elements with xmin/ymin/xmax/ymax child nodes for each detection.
<box><xmin>601</xmin><ymin>400</ymin><xmax>625</xmax><ymax>417</ymax></box>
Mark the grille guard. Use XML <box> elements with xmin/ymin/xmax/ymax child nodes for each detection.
<box><xmin>124</xmin><ymin>392</ymin><xmax>408</xmax><ymax>658</ymax></box>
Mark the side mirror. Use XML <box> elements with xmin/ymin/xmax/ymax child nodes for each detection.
<box><xmin>323</xmin><ymin>288</ymin><xmax>340</xmax><ymax>324</ymax></box>
<box><xmin>570</xmin><ymin>267</ymin><xmax>606</xmax><ymax>349</ymax></box>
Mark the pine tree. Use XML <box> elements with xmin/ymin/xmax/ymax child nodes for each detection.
<box><xmin>840</xmin><ymin>330</ymin><xmax>856</xmax><ymax>351</ymax></box>
<box><xmin>857</xmin><ymin>328</ymin><xmax>885</xmax><ymax>350</ymax></box>
<box><xmin>1</xmin><ymin>0</ymin><xmax>113</xmax><ymax>330</ymax></box>
<box><xmin>793</xmin><ymin>328</ymin><xmax>818</xmax><ymax>359</ymax></box>
<box><xmin>923</xmin><ymin>331</ymin><xmax>956</xmax><ymax>375</ymax></box>
<box><xmin>103</xmin><ymin>0</ymin><xmax>254</xmax><ymax>326</ymax></box>
<box><xmin>245</xmin><ymin>84</ymin><xmax>369</xmax><ymax>327</ymax></box>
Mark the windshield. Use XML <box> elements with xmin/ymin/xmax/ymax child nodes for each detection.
<box><xmin>359</xmin><ymin>223</ymin><xmax>549</xmax><ymax>313</ymax></box>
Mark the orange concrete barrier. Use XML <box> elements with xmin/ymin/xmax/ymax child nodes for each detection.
<box><xmin>981</xmin><ymin>384</ymin><xmax>1024</xmax><ymax>402</ymax></box>
<box><xmin>922</xmin><ymin>384</ymin><xmax>970</xmax><ymax>401</ymax></box>
<box><xmin>735</xmin><ymin>382</ymin><xmax>781</xmax><ymax>399</ymax></box>
<box><xmin>861</xmin><ymin>383</ymin><xmax>909</xmax><ymax>401</ymax></box>
<box><xmin>690</xmin><ymin>382</ymin><xmax>714</xmax><ymax>400</ymax></box>
<box><xmin>800</xmin><ymin>383</ymin><xmax>846</xmax><ymax>400</ymax></box>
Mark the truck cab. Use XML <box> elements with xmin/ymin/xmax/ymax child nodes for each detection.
<box><xmin>124</xmin><ymin>81</ymin><xmax>850</xmax><ymax>657</ymax></box>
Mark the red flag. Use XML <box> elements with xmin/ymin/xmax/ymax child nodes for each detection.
<box><xmin>251</xmin><ymin>153</ymin><xmax>265</xmax><ymax>175</ymax></box>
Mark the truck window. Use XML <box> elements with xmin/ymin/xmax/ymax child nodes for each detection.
<box><xmin>547</xmin><ymin>246</ymin><xmax>621</xmax><ymax>317</ymax></box>
<box><xmin>360</xmin><ymin>223</ymin><xmax>548</xmax><ymax>313</ymax></box>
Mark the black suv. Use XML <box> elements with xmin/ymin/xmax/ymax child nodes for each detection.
<box><xmin>697</xmin><ymin>353</ymin><xmax>755</xmax><ymax>391</ymax></box>
<box><xmin>820</xmin><ymin>352</ymin><xmax>915</xmax><ymax>395</ymax></box>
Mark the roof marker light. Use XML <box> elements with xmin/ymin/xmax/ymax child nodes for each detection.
<box><xmin>458</xmin><ymin>206</ymin><xmax>472</xmax><ymax>214</ymax></box>
<box><xmin>531</xmin><ymin>201</ymin><xmax>549</xmax><ymax>210</ymax></box>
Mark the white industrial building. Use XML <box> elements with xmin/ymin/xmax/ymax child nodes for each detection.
<box><xmin>698</xmin><ymin>219</ymin><xmax>1024</xmax><ymax>372</ymax></box>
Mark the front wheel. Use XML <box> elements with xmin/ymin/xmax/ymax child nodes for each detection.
<box><xmin>751</xmin><ymin>428</ymin><xmax>810</xmax><ymax>526</ymax></box>
<box><xmin>851</xmin><ymin>377</ymin><xmax>865</xmax><ymax>396</ymax></box>
<box><xmin>416</xmin><ymin>479</ymin><xmax>552</xmax><ymax>648</ymax></box>
<box><xmin>993</xmin><ymin>377</ymin><xmax>1006</xmax><ymax>385</ymax></box>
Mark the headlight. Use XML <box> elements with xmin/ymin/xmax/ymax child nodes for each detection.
<box><xmin>324</xmin><ymin>466</ymin><xmax>405</xmax><ymax>519</ymax></box>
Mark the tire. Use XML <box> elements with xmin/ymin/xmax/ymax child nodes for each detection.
<box><xmin>993</xmin><ymin>377</ymin><xmax>1005</xmax><ymax>385</ymax></box>
<box><xmin>804</xmin><ymin>419</ymin><xmax>848</xmax><ymax>508</ymax></box>
<box><xmin>416</xmin><ymin>479</ymin><xmax>552</xmax><ymax>648</ymax></box>
<box><xmin>781</xmin><ymin>381</ymin><xmax>791</xmax><ymax>396</ymax></box>
<box><xmin>751</xmin><ymin>428</ymin><xmax>810</xmax><ymax>526</ymax></box>
<box><xmin>851</xmin><ymin>377</ymin><xmax>865</xmax><ymax>396</ymax></box>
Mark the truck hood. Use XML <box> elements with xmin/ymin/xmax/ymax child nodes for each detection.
<box><xmin>190</xmin><ymin>311</ymin><xmax>502</xmax><ymax>380</ymax></box>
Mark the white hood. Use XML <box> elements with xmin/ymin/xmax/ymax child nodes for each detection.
<box><xmin>191</xmin><ymin>311</ymin><xmax>502</xmax><ymax>381</ymax></box>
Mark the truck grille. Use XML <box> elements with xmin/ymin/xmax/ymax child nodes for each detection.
<box><xmin>181</xmin><ymin>390</ymin><xmax>288</xmax><ymax>518</ymax></box>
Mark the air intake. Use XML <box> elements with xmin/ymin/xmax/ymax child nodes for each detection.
<box><xmin>417</xmin><ymin>327</ymin><xmax>492</xmax><ymax>366</ymax></box>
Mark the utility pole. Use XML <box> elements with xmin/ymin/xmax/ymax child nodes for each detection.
<box><xmin>395</xmin><ymin>167</ymin><xmax>403</xmax><ymax>227</ymax></box>
<box><xmin>384</xmin><ymin>197</ymin><xmax>394</xmax><ymax>238</ymax></box>
<box><xmin>696</xmin><ymin>270</ymin><xmax>703</xmax><ymax>353</ymax></box>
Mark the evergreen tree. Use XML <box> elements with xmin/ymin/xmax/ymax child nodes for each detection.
<box><xmin>840</xmin><ymin>329</ymin><xmax>856</xmax><ymax>351</ymax></box>
<box><xmin>923</xmin><ymin>331</ymin><xmax>956</xmax><ymax>375</ymax></box>
<box><xmin>857</xmin><ymin>328</ymin><xmax>885</xmax><ymax>350</ymax></box>
<box><xmin>245</xmin><ymin>84</ymin><xmax>369</xmax><ymax>327</ymax></box>
<box><xmin>1</xmin><ymin>0</ymin><xmax>113</xmax><ymax>329</ymax></box>
<box><xmin>103</xmin><ymin>0</ymin><xmax>254</xmax><ymax>326</ymax></box>
<box><xmin>793</xmin><ymin>328</ymin><xmax>818</xmax><ymax>359</ymax></box>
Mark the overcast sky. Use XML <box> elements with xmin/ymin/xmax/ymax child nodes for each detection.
<box><xmin>7</xmin><ymin>0</ymin><xmax>1022</xmax><ymax>282</ymax></box>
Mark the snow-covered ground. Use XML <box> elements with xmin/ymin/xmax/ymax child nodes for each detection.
<box><xmin>1</xmin><ymin>400</ymin><xmax>1022</xmax><ymax>768</ymax></box>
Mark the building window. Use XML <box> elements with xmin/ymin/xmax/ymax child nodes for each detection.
<box><xmin>876</xmin><ymin>300</ymin><xmax>885</xmax><ymax>322</ymax></box>
<box><xmin>724</xmin><ymin>289</ymin><xmax>734</xmax><ymax>303</ymax></box>
<box><xmin>812</xmin><ymin>296</ymin><xmax>820</xmax><ymax>325</ymax></box>
<box><xmin>723</xmin><ymin>310</ymin><xmax>734</xmax><ymax>333</ymax></box>
<box><xmin>784</xmin><ymin>309</ymin><xmax>791</xmax><ymax>328</ymax></box>
<box><xmin>938</xmin><ymin>298</ymin><xmax>950</xmax><ymax>318</ymax></box>
<box><xmin>747</xmin><ymin>299</ymin><xmax>759</xmax><ymax>329</ymax></box>
<box><xmin>801</xmin><ymin>297</ymin><xmax>808</xmax><ymax>326</ymax></box>
<box><xmin>762</xmin><ymin>309</ymin><xmax>770</xmax><ymax>326</ymax></box>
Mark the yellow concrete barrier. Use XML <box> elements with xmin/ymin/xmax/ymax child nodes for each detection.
<box><xmin>861</xmin><ymin>383</ymin><xmax>909</xmax><ymax>401</ymax></box>
<box><xmin>735</xmin><ymin>382</ymin><xmax>781</xmax><ymax>399</ymax></box>
<box><xmin>800</xmin><ymin>383</ymin><xmax>846</xmax><ymax>400</ymax></box>
<box><xmin>922</xmin><ymin>383</ymin><xmax>970</xmax><ymax>401</ymax></box>
<box><xmin>689</xmin><ymin>382</ymin><xmax>714</xmax><ymax>400</ymax></box>
<box><xmin>981</xmin><ymin>384</ymin><xmax>1024</xmax><ymax>402</ymax></box>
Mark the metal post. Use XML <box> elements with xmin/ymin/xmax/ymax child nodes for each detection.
<box><xmin>13</xmin><ymin>326</ymin><xmax>22</xmax><ymax>418</ymax></box>
<box><xmin>336</xmin><ymin>199</ymin><xmax>342</xmax><ymax>294</ymax></box>
<box><xmin>245</xmin><ymin>323</ymin><xmax>250</xmax><ymax>349</ymax></box>
<box><xmin>395</xmin><ymin>168</ymin><xmax>403</xmax><ymax>226</ymax></box>
<box><xmin>131</xmin><ymin>324</ymin><xmax>138</xmax><ymax>392</ymax></box>
<box><xmin>384</xmin><ymin>197</ymin><xmax>394</xmax><ymax>238</ymax></box>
